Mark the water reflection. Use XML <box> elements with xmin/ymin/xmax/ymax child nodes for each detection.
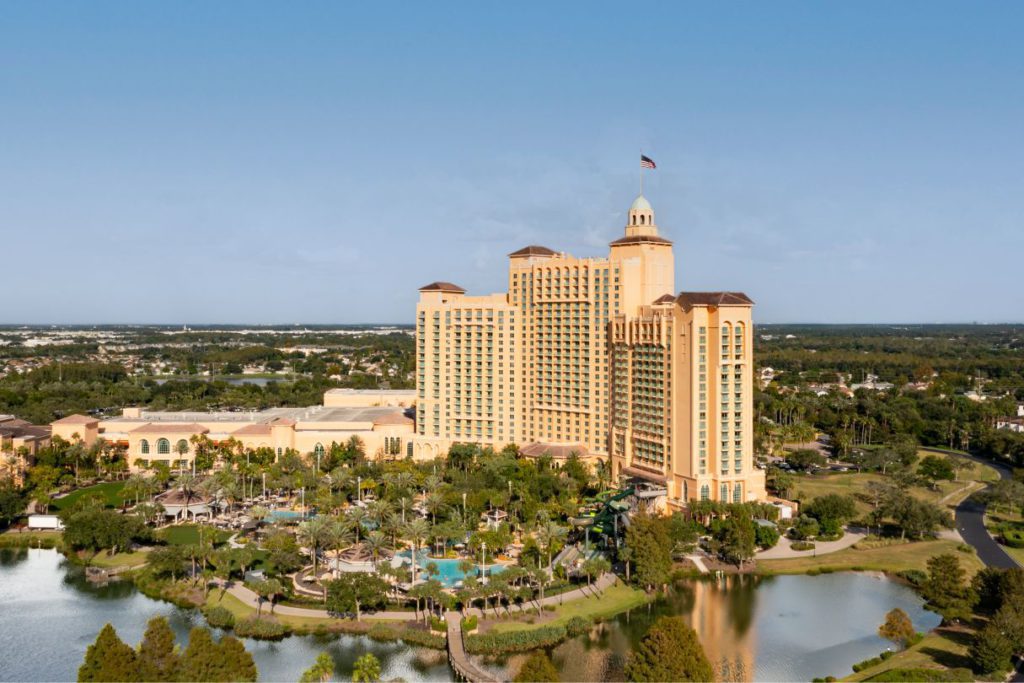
<box><xmin>481</xmin><ymin>573</ymin><xmax>940</xmax><ymax>682</ymax></box>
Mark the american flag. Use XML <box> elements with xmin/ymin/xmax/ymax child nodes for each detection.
<box><xmin>640</xmin><ymin>154</ymin><xmax>656</xmax><ymax>169</ymax></box>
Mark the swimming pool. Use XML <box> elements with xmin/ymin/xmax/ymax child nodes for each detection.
<box><xmin>266</xmin><ymin>509</ymin><xmax>314</xmax><ymax>522</ymax></box>
<box><xmin>395</xmin><ymin>550</ymin><xmax>505</xmax><ymax>588</ymax></box>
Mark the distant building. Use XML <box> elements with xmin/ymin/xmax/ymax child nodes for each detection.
<box><xmin>850</xmin><ymin>374</ymin><xmax>894</xmax><ymax>392</ymax></box>
<box><xmin>0</xmin><ymin>415</ymin><xmax>51</xmax><ymax>486</ymax></box>
<box><xmin>996</xmin><ymin>416</ymin><xmax>1024</xmax><ymax>434</ymax></box>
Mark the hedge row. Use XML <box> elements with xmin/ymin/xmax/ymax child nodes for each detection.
<box><xmin>465</xmin><ymin>624</ymin><xmax>568</xmax><ymax>654</ymax></box>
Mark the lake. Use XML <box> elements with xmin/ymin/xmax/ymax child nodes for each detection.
<box><xmin>0</xmin><ymin>549</ymin><xmax>940</xmax><ymax>682</ymax></box>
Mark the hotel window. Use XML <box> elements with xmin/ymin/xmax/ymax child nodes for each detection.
<box><xmin>157</xmin><ymin>438</ymin><xmax>170</xmax><ymax>455</ymax></box>
<box><xmin>733</xmin><ymin>483</ymin><xmax>742</xmax><ymax>503</ymax></box>
<box><xmin>140</xmin><ymin>439</ymin><xmax>150</xmax><ymax>455</ymax></box>
<box><xmin>314</xmin><ymin>443</ymin><xmax>325</xmax><ymax>459</ymax></box>
<box><xmin>700</xmin><ymin>484</ymin><xmax>710</xmax><ymax>501</ymax></box>
<box><xmin>720</xmin><ymin>483</ymin><xmax>729</xmax><ymax>501</ymax></box>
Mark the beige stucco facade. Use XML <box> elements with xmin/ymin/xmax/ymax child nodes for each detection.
<box><xmin>413</xmin><ymin>193</ymin><xmax>766</xmax><ymax>504</ymax></box>
<box><xmin>51</xmin><ymin>390</ymin><xmax>415</xmax><ymax>471</ymax></box>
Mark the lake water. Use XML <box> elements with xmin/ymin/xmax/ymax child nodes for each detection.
<box><xmin>0</xmin><ymin>549</ymin><xmax>940</xmax><ymax>682</ymax></box>
<box><xmin>477</xmin><ymin>572</ymin><xmax>941</xmax><ymax>682</ymax></box>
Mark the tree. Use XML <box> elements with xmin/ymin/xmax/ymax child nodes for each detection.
<box><xmin>755</xmin><ymin>523</ymin><xmax>780</xmax><ymax>549</ymax></box>
<box><xmin>921</xmin><ymin>554</ymin><xmax>977</xmax><ymax>623</ymax></box>
<box><xmin>178</xmin><ymin>627</ymin><xmax>257</xmax><ymax>682</ymax></box>
<box><xmin>624</xmin><ymin>513</ymin><xmax>672</xmax><ymax>590</ymax></box>
<box><xmin>785</xmin><ymin>449</ymin><xmax>825</xmax><ymax>471</ymax></box>
<box><xmin>326</xmin><ymin>572</ymin><xmax>389</xmax><ymax>620</ymax></box>
<box><xmin>78</xmin><ymin>624</ymin><xmax>139</xmax><ymax>682</ymax></box>
<box><xmin>970</xmin><ymin>623</ymin><xmax>1014</xmax><ymax>675</ymax></box>
<box><xmin>804</xmin><ymin>494</ymin><xmax>857</xmax><ymax>527</ymax></box>
<box><xmin>877</xmin><ymin>608</ymin><xmax>915</xmax><ymax>649</ymax></box>
<box><xmin>514</xmin><ymin>651</ymin><xmax>560</xmax><ymax>682</ymax></box>
<box><xmin>351</xmin><ymin>653</ymin><xmax>381</xmax><ymax>683</ymax></box>
<box><xmin>137</xmin><ymin>617</ymin><xmax>180</xmax><ymax>681</ymax></box>
<box><xmin>254</xmin><ymin>578</ymin><xmax>283</xmax><ymax>616</ymax></box>
<box><xmin>717</xmin><ymin>513</ymin><xmax>756</xmax><ymax>568</ymax></box>
<box><xmin>917</xmin><ymin>455</ymin><xmax>955</xmax><ymax>490</ymax></box>
<box><xmin>624</xmin><ymin>616</ymin><xmax>714</xmax><ymax>682</ymax></box>
<box><xmin>300</xmin><ymin>653</ymin><xmax>335</xmax><ymax>683</ymax></box>
<box><xmin>0</xmin><ymin>481</ymin><xmax>25</xmax><ymax>528</ymax></box>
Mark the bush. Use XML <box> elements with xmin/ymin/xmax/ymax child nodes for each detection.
<box><xmin>897</xmin><ymin>569</ymin><xmax>928</xmax><ymax>587</ymax></box>
<box><xmin>461</xmin><ymin>615</ymin><xmax>478</xmax><ymax>632</ymax></box>
<box><xmin>956</xmin><ymin>543</ymin><xmax>975</xmax><ymax>554</ymax></box>
<box><xmin>397</xmin><ymin>628</ymin><xmax>446</xmax><ymax>650</ymax></box>
<box><xmin>865</xmin><ymin>668</ymin><xmax>974</xmax><ymax>682</ymax></box>
<box><xmin>429</xmin><ymin>616</ymin><xmax>446</xmax><ymax>632</ymax></box>
<box><xmin>791</xmin><ymin>541</ymin><xmax>816</xmax><ymax>552</ymax></box>
<box><xmin>232</xmin><ymin>616</ymin><xmax>288</xmax><ymax>640</ymax></box>
<box><xmin>367</xmin><ymin>623</ymin><xmax>397</xmax><ymax>641</ymax></box>
<box><xmin>465</xmin><ymin>625</ymin><xmax>568</xmax><ymax>654</ymax></box>
<box><xmin>1002</xmin><ymin>529</ymin><xmax>1024</xmax><ymax>548</ymax></box>
<box><xmin>542</xmin><ymin>604</ymin><xmax>556</xmax><ymax>612</ymax></box>
<box><xmin>565</xmin><ymin>616</ymin><xmax>591</xmax><ymax>638</ymax></box>
<box><xmin>202</xmin><ymin>605</ymin><xmax>235</xmax><ymax>629</ymax></box>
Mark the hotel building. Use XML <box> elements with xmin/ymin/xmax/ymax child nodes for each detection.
<box><xmin>413</xmin><ymin>193</ymin><xmax>766</xmax><ymax>506</ymax></box>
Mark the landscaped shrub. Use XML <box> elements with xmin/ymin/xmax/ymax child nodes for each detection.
<box><xmin>896</xmin><ymin>569</ymin><xmax>928</xmax><ymax>587</ymax></box>
<box><xmin>461</xmin><ymin>615</ymin><xmax>478</xmax><ymax>632</ymax></box>
<box><xmin>465</xmin><ymin>624</ymin><xmax>568</xmax><ymax>654</ymax></box>
<box><xmin>202</xmin><ymin>605</ymin><xmax>235</xmax><ymax>629</ymax></box>
<box><xmin>565</xmin><ymin>616</ymin><xmax>591</xmax><ymax>638</ymax></box>
<box><xmin>397</xmin><ymin>628</ymin><xmax>446</xmax><ymax>650</ymax></box>
<box><xmin>367</xmin><ymin>623</ymin><xmax>397</xmax><ymax>641</ymax></box>
<box><xmin>233</xmin><ymin>616</ymin><xmax>288</xmax><ymax>640</ymax></box>
<box><xmin>542</xmin><ymin>604</ymin><xmax>556</xmax><ymax>612</ymax></box>
<box><xmin>791</xmin><ymin>541</ymin><xmax>816</xmax><ymax>551</ymax></box>
<box><xmin>429</xmin><ymin>615</ymin><xmax>446</xmax><ymax>632</ymax></box>
<box><xmin>1002</xmin><ymin>529</ymin><xmax>1024</xmax><ymax>548</ymax></box>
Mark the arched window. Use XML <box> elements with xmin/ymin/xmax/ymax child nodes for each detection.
<box><xmin>157</xmin><ymin>438</ymin><xmax>170</xmax><ymax>455</ymax></box>
<box><xmin>640</xmin><ymin>214</ymin><xmax>645</xmax><ymax>225</ymax></box>
<box><xmin>700</xmin><ymin>484</ymin><xmax>710</xmax><ymax>501</ymax></box>
<box><xmin>314</xmin><ymin>443</ymin><xmax>325</xmax><ymax>458</ymax></box>
<box><xmin>277</xmin><ymin>447</ymin><xmax>282</xmax><ymax>458</ymax></box>
<box><xmin>721</xmin><ymin>323</ymin><xmax>731</xmax><ymax>358</ymax></box>
<box><xmin>720</xmin><ymin>483</ymin><xmax>728</xmax><ymax>501</ymax></box>
<box><xmin>632</xmin><ymin>215</ymin><xmax>637</xmax><ymax>225</ymax></box>
<box><xmin>176</xmin><ymin>439</ymin><xmax>188</xmax><ymax>454</ymax></box>
<box><xmin>733</xmin><ymin>483</ymin><xmax>742</xmax><ymax>503</ymax></box>
<box><xmin>140</xmin><ymin>439</ymin><xmax>150</xmax><ymax>455</ymax></box>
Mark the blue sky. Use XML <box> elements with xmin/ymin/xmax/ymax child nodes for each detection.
<box><xmin>2</xmin><ymin>2</ymin><xmax>1022</xmax><ymax>324</ymax></box>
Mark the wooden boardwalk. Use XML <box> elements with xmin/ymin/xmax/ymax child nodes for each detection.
<box><xmin>445</xmin><ymin>612</ymin><xmax>501</xmax><ymax>683</ymax></box>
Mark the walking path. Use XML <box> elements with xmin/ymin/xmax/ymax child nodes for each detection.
<box><xmin>445</xmin><ymin>612</ymin><xmax>500</xmax><ymax>683</ymax></box>
<box><xmin>215</xmin><ymin>571</ymin><xmax>619</xmax><ymax>622</ymax></box>
<box><xmin>686</xmin><ymin>555</ymin><xmax>710</xmax><ymax>574</ymax></box>
<box><xmin>756</xmin><ymin>527</ymin><xmax>866</xmax><ymax>560</ymax></box>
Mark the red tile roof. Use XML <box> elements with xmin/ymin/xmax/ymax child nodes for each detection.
<box><xmin>52</xmin><ymin>414</ymin><xmax>99</xmax><ymax>426</ymax></box>
<box><xmin>609</xmin><ymin>235</ymin><xmax>673</xmax><ymax>247</ymax></box>
<box><xmin>675</xmin><ymin>291</ymin><xmax>754</xmax><ymax>309</ymax></box>
<box><xmin>418</xmin><ymin>281</ymin><xmax>466</xmax><ymax>293</ymax></box>
<box><xmin>508</xmin><ymin>245</ymin><xmax>556</xmax><ymax>258</ymax></box>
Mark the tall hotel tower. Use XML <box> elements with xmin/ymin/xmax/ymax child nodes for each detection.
<box><xmin>412</xmin><ymin>193</ymin><xmax>766</xmax><ymax>508</ymax></box>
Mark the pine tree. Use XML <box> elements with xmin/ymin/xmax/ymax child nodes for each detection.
<box><xmin>78</xmin><ymin>623</ymin><xmax>140</xmax><ymax>683</ymax></box>
<box><xmin>877</xmin><ymin>608</ymin><xmax>916</xmax><ymax>649</ymax></box>
<box><xmin>178</xmin><ymin>627</ymin><xmax>221</xmax><ymax>681</ymax></box>
<box><xmin>921</xmin><ymin>554</ymin><xmax>977</xmax><ymax>623</ymax></box>
<box><xmin>625</xmin><ymin>616</ymin><xmax>715</xmax><ymax>682</ymax></box>
<box><xmin>218</xmin><ymin>635</ymin><xmax>257</xmax><ymax>682</ymax></box>
<box><xmin>137</xmin><ymin>616</ymin><xmax>180</xmax><ymax>681</ymax></box>
<box><xmin>514</xmin><ymin>651</ymin><xmax>560</xmax><ymax>682</ymax></box>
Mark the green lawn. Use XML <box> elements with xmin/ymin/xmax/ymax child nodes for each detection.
<box><xmin>158</xmin><ymin>524</ymin><xmax>232</xmax><ymax>546</ymax></box>
<box><xmin>485</xmin><ymin>582</ymin><xmax>650</xmax><ymax>634</ymax></box>
<box><xmin>844</xmin><ymin>628</ymin><xmax>974</xmax><ymax>681</ymax></box>
<box><xmin>757</xmin><ymin>538</ymin><xmax>984</xmax><ymax>577</ymax></box>
<box><xmin>984</xmin><ymin>511</ymin><xmax>1024</xmax><ymax>567</ymax></box>
<box><xmin>52</xmin><ymin>481</ymin><xmax>128</xmax><ymax>511</ymax></box>
<box><xmin>90</xmin><ymin>549</ymin><xmax>151</xmax><ymax>568</ymax></box>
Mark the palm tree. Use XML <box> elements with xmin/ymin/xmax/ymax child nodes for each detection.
<box><xmin>326</xmin><ymin>517</ymin><xmax>355</xmax><ymax>573</ymax></box>
<box><xmin>346</xmin><ymin>506</ymin><xmax>368</xmax><ymax>543</ymax></box>
<box><xmin>403</xmin><ymin>518</ymin><xmax>430</xmax><ymax>584</ymax></box>
<box><xmin>367</xmin><ymin>499</ymin><xmax>394</xmax><ymax>527</ymax></box>
<box><xmin>351</xmin><ymin>653</ymin><xmax>381</xmax><ymax>683</ymax></box>
<box><xmin>535</xmin><ymin>520</ymin><xmax>568</xmax><ymax>577</ymax></box>
<box><xmin>364</xmin><ymin>530</ymin><xmax>389</xmax><ymax>571</ymax></box>
<box><xmin>423</xmin><ymin>490</ymin><xmax>446</xmax><ymax>528</ymax></box>
<box><xmin>297</xmin><ymin>517</ymin><xmax>330</xmax><ymax>576</ymax></box>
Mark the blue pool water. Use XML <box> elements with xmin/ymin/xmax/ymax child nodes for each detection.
<box><xmin>395</xmin><ymin>551</ymin><xmax>505</xmax><ymax>588</ymax></box>
<box><xmin>266</xmin><ymin>509</ymin><xmax>313</xmax><ymax>522</ymax></box>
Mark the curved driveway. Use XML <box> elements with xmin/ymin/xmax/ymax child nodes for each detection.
<box><xmin>921</xmin><ymin>447</ymin><xmax>1020</xmax><ymax>569</ymax></box>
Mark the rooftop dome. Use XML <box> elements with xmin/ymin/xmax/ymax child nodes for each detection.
<box><xmin>630</xmin><ymin>194</ymin><xmax>652</xmax><ymax>211</ymax></box>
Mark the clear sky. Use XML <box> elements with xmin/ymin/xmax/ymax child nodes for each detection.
<box><xmin>3</xmin><ymin>2</ymin><xmax>1022</xmax><ymax>324</ymax></box>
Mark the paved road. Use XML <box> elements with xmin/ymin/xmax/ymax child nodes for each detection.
<box><xmin>921</xmin><ymin>447</ymin><xmax>1020</xmax><ymax>569</ymax></box>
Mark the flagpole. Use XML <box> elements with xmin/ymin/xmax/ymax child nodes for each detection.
<box><xmin>639</xmin><ymin>149</ymin><xmax>643</xmax><ymax>195</ymax></box>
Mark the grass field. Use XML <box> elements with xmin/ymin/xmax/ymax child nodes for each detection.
<box><xmin>158</xmin><ymin>524</ymin><xmax>232</xmax><ymax>546</ymax></box>
<box><xmin>52</xmin><ymin>481</ymin><xmax>128</xmax><ymax>511</ymax></box>
<box><xmin>757</xmin><ymin>538</ymin><xmax>984</xmax><ymax>576</ymax></box>
<box><xmin>90</xmin><ymin>549</ymin><xmax>151</xmax><ymax>568</ymax></box>
<box><xmin>984</xmin><ymin>511</ymin><xmax>1024</xmax><ymax>567</ymax></box>
<box><xmin>485</xmin><ymin>582</ymin><xmax>650</xmax><ymax>634</ymax></box>
<box><xmin>791</xmin><ymin>452</ymin><xmax>1001</xmax><ymax>517</ymax></box>
<box><xmin>844</xmin><ymin>628</ymin><xmax>974</xmax><ymax>681</ymax></box>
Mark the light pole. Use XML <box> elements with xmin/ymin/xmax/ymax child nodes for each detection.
<box><xmin>357</xmin><ymin>476</ymin><xmax>362</xmax><ymax>503</ymax></box>
<box><xmin>462</xmin><ymin>492</ymin><xmax>467</xmax><ymax>521</ymax></box>
<box><xmin>481</xmin><ymin>541</ymin><xmax>487</xmax><ymax>584</ymax></box>
<box><xmin>262</xmin><ymin>471</ymin><xmax>266</xmax><ymax>499</ymax></box>
<box><xmin>301</xmin><ymin>487</ymin><xmax>305</xmax><ymax>518</ymax></box>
